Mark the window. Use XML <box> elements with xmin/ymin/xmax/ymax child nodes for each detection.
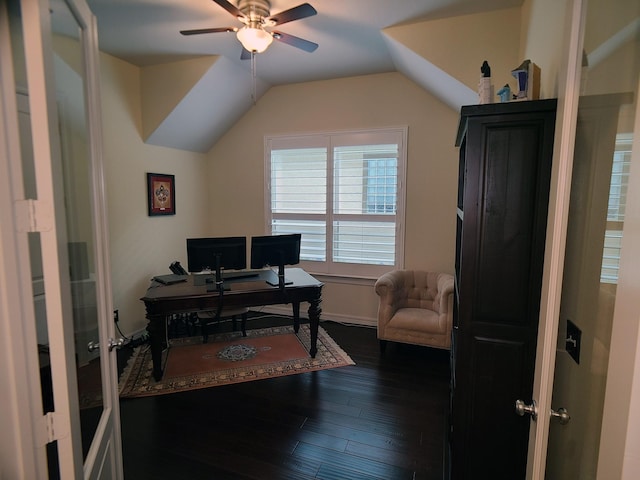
<box><xmin>601</xmin><ymin>133</ymin><xmax>632</xmax><ymax>284</ymax></box>
<box><xmin>365</xmin><ymin>157</ymin><xmax>397</xmax><ymax>213</ymax></box>
<box><xmin>266</xmin><ymin>128</ymin><xmax>406</xmax><ymax>277</ymax></box>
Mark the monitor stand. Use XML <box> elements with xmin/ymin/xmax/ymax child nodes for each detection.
<box><xmin>206</xmin><ymin>284</ymin><xmax>230</xmax><ymax>292</ymax></box>
<box><xmin>212</xmin><ymin>254</ymin><xmax>226</xmax><ymax>292</ymax></box>
<box><xmin>265</xmin><ymin>264</ymin><xmax>292</xmax><ymax>287</ymax></box>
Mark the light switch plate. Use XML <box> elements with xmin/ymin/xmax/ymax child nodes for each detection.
<box><xmin>566</xmin><ymin>319</ymin><xmax>581</xmax><ymax>364</ymax></box>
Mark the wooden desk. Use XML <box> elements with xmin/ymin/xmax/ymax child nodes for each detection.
<box><xmin>140</xmin><ymin>268</ymin><xmax>323</xmax><ymax>381</ymax></box>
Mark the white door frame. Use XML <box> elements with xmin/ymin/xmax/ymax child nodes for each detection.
<box><xmin>596</xmin><ymin>73</ymin><xmax>640</xmax><ymax>480</ymax></box>
<box><xmin>0</xmin><ymin>2</ymin><xmax>50</xmax><ymax>477</ymax></box>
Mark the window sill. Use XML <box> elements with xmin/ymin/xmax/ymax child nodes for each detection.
<box><xmin>304</xmin><ymin>271</ymin><xmax>378</xmax><ymax>286</ymax></box>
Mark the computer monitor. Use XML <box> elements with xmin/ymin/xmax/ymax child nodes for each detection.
<box><xmin>186</xmin><ymin>236</ymin><xmax>247</xmax><ymax>277</ymax></box>
<box><xmin>250</xmin><ymin>234</ymin><xmax>301</xmax><ymax>287</ymax></box>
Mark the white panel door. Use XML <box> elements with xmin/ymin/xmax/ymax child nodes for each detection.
<box><xmin>3</xmin><ymin>0</ymin><xmax>124</xmax><ymax>478</ymax></box>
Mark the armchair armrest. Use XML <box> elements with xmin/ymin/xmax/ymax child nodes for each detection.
<box><xmin>436</xmin><ymin>273</ymin><xmax>455</xmax><ymax>314</ymax></box>
<box><xmin>375</xmin><ymin>270</ymin><xmax>411</xmax><ymax>331</ymax></box>
<box><xmin>374</xmin><ymin>270</ymin><xmax>408</xmax><ymax>302</ymax></box>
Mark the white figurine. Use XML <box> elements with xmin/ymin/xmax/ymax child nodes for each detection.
<box><xmin>478</xmin><ymin>61</ymin><xmax>494</xmax><ymax>104</ymax></box>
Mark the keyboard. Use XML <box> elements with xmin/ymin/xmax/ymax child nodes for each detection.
<box><xmin>153</xmin><ymin>274</ymin><xmax>188</xmax><ymax>285</ymax></box>
<box><xmin>193</xmin><ymin>270</ymin><xmax>263</xmax><ymax>286</ymax></box>
<box><xmin>222</xmin><ymin>270</ymin><xmax>262</xmax><ymax>280</ymax></box>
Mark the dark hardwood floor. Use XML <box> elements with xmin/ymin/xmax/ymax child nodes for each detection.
<box><xmin>119</xmin><ymin>313</ymin><xmax>450</xmax><ymax>479</ymax></box>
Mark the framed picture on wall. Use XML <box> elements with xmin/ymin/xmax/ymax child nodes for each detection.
<box><xmin>147</xmin><ymin>172</ymin><xmax>175</xmax><ymax>216</ymax></box>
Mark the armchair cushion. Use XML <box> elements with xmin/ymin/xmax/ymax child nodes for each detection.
<box><xmin>375</xmin><ymin>270</ymin><xmax>454</xmax><ymax>350</ymax></box>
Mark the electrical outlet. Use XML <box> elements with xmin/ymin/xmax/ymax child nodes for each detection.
<box><xmin>113</xmin><ymin>309</ymin><xmax>119</xmax><ymax>323</ymax></box>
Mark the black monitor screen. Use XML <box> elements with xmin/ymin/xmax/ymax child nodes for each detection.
<box><xmin>186</xmin><ymin>237</ymin><xmax>247</xmax><ymax>273</ymax></box>
<box><xmin>250</xmin><ymin>234</ymin><xmax>301</xmax><ymax>270</ymax></box>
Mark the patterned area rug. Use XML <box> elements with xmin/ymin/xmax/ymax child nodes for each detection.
<box><xmin>119</xmin><ymin>324</ymin><xmax>354</xmax><ymax>398</ymax></box>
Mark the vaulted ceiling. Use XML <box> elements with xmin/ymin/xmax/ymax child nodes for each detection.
<box><xmin>86</xmin><ymin>0</ymin><xmax>525</xmax><ymax>152</ymax></box>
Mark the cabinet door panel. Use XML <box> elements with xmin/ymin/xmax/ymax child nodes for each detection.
<box><xmin>464</xmin><ymin>336</ymin><xmax>531</xmax><ymax>477</ymax></box>
<box><xmin>476</xmin><ymin>123</ymin><xmax>544</xmax><ymax>325</ymax></box>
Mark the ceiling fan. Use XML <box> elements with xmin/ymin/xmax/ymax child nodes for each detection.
<box><xmin>180</xmin><ymin>0</ymin><xmax>318</xmax><ymax>58</ymax></box>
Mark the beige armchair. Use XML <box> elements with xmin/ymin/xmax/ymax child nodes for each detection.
<box><xmin>374</xmin><ymin>270</ymin><xmax>454</xmax><ymax>352</ymax></box>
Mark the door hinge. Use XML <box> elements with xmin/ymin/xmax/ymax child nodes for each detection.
<box><xmin>39</xmin><ymin>412</ymin><xmax>59</xmax><ymax>445</ymax></box>
<box><xmin>14</xmin><ymin>199</ymin><xmax>54</xmax><ymax>233</ymax></box>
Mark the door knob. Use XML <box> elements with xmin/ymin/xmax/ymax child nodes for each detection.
<box><xmin>87</xmin><ymin>338</ymin><xmax>125</xmax><ymax>352</ymax></box>
<box><xmin>516</xmin><ymin>400</ymin><xmax>570</xmax><ymax>425</ymax></box>
<box><xmin>108</xmin><ymin>338</ymin><xmax>125</xmax><ymax>351</ymax></box>
<box><xmin>515</xmin><ymin>399</ymin><xmax>538</xmax><ymax>421</ymax></box>
<box><xmin>551</xmin><ymin>407</ymin><xmax>571</xmax><ymax>425</ymax></box>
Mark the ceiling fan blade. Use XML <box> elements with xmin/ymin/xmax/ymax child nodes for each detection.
<box><xmin>212</xmin><ymin>0</ymin><xmax>245</xmax><ymax>20</ymax></box>
<box><xmin>272</xmin><ymin>31</ymin><xmax>318</xmax><ymax>52</ymax></box>
<box><xmin>180</xmin><ymin>27</ymin><xmax>236</xmax><ymax>36</ymax></box>
<box><xmin>268</xmin><ymin>3</ymin><xmax>317</xmax><ymax>26</ymax></box>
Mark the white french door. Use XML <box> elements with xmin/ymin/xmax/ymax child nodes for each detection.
<box><xmin>527</xmin><ymin>0</ymin><xmax>640</xmax><ymax>478</ymax></box>
<box><xmin>0</xmin><ymin>0</ymin><xmax>123</xmax><ymax>478</ymax></box>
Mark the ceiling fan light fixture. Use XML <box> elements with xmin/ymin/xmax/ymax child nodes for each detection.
<box><xmin>237</xmin><ymin>26</ymin><xmax>273</xmax><ymax>53</ymax></box>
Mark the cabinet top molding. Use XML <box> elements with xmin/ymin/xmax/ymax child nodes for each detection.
<box><xmin>455</xmin><ymin>98</ymin><xmax>558</xmax><ymax>147</ymax></box>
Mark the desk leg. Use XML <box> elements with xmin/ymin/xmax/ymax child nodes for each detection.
<box><xmin>307</xmin><ymin>293</ymin><xmax>322</xmax><ymax>358</ymax></box>
<box><xmin>147</xmin><ymin>315</ymin><xmax>166</xmax><ymax>381</ymax></box>
<box><xmin>292</xmin><ymin>301</ymin><xmax>301</xmax><ymax>333</ymax></box>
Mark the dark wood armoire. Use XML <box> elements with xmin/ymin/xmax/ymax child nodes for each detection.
<box><xmin>450</xmin><ymin>99</ymin><xmax>557</xmax><ymax>479</ymax></box>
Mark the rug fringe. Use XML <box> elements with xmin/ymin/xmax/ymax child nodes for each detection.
<box><xmin>118</xmin><ymin>345</ymin><xmax>149</xmax><ymax>395</ymax></box>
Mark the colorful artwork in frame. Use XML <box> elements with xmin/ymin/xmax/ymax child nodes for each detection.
<box><xmin>147</xmin><ymin>173</ymin><xmax>175</xmax><ymax>216</ymax></box>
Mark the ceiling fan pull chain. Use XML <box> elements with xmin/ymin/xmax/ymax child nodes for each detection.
<box><xmin>251</xmin><ymin>51</ymin><xmax>257</xmax><ymax>104</ymax></box>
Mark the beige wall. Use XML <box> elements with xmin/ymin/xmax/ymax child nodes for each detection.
<box><xmin>385</xmin><ymin>7</ymin><xmax>522</xmax><ymax>97</ymax></box>
<box><xmin>206</xmin><ymin>72</ymin><xmax>459</xmax><ymax>324</ymax></box>
<box><xmin>101</xmin><ymin>53</ymin><xmax>211</xmax><ymax>335</ymax></box>
<box><xmin>519</xmin><ymin>0</ymin><xmax>569</xmax><ymax>98</ymax></box>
